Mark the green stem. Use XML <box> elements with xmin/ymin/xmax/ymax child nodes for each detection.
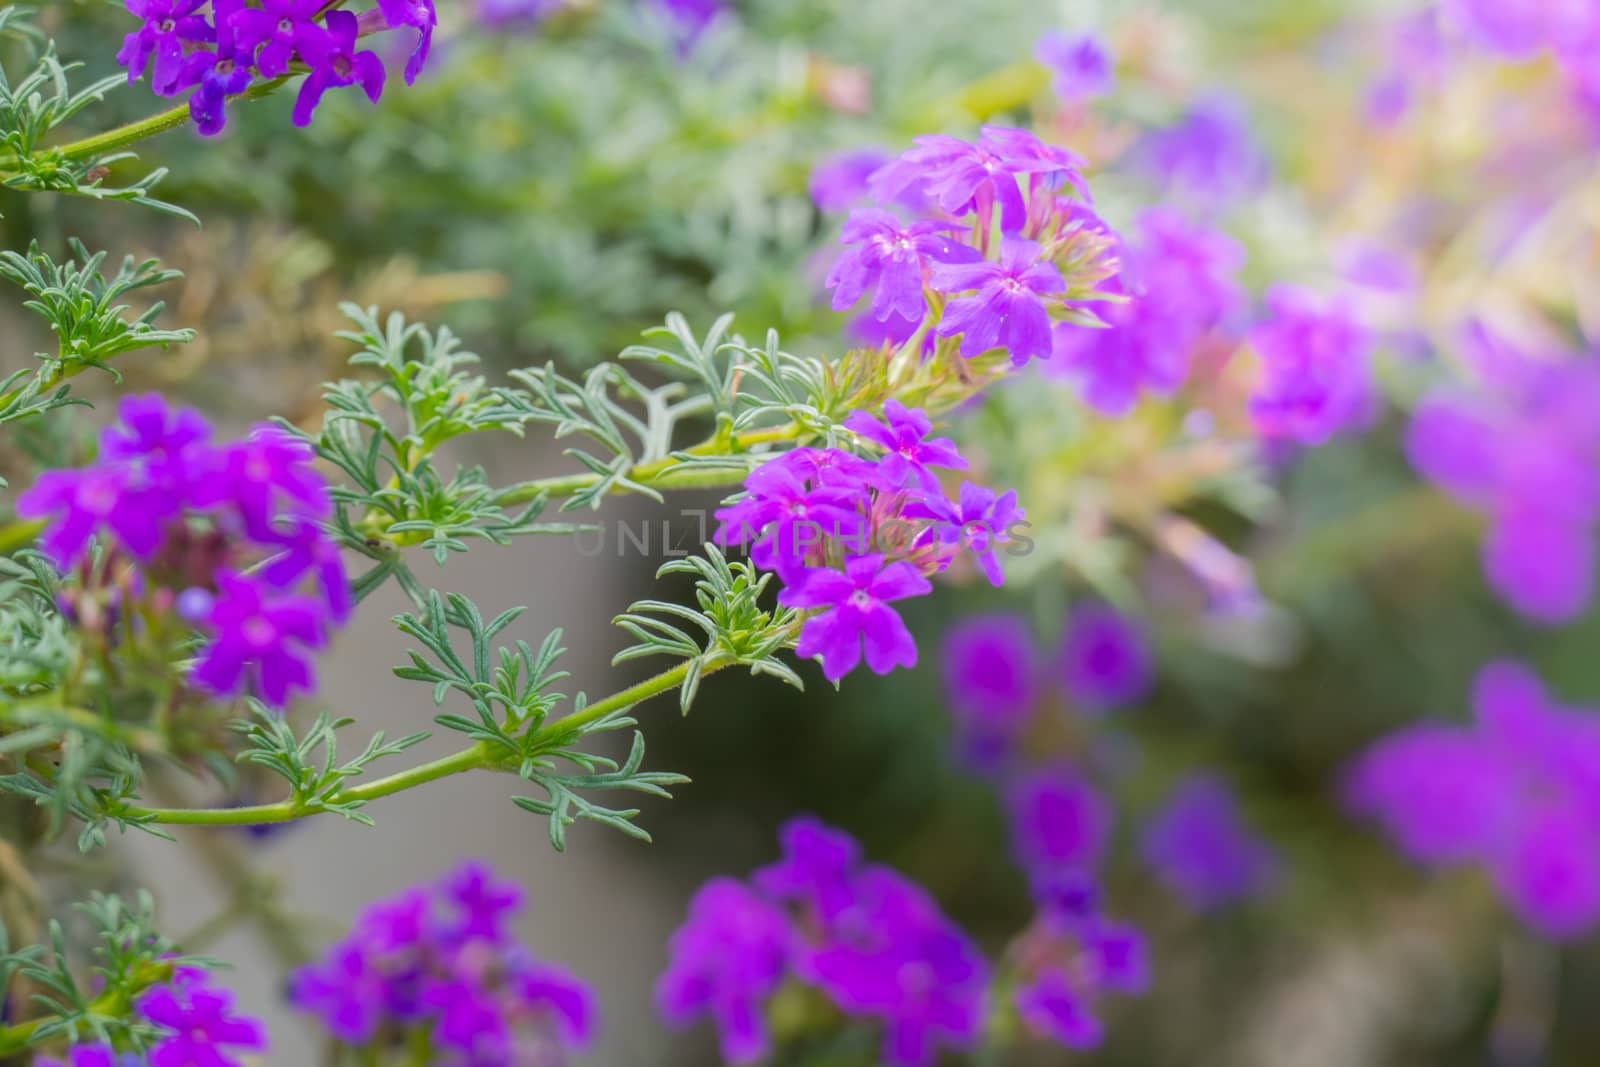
<box><xmin>497</xmin><ymin>423</ymin><xmax>807</xmax><ymax>508</ymax></box>
<box><xmin>121</xmin><ymin>658</ymin><xmax>714</xmax><ymax>827</ymax></box>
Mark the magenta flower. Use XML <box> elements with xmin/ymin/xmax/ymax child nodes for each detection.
<box><xmin>292</xmin><ymin>10</ymin><xmax>386</xmax><ymax>127</ymax></box>
<box><xmin>137</xmin><ymin>971</ymin><xmax>268</xmax><ymax>1067</ymax></box>
<box><xmin>1016</xmin><ymin>969</ymin><xmax>1105</xmax><ymax>1049</ymax></box>
<box><xmin>231</xmin><ymin>0</ymin><xmax>332</xmax><ymax>80</ymax></box>
<box><xmin>289</xmin><ymin>940</ymin><xmax>390</xmax><ymax>1043</ymax></box>
<box><xmin>827</xmin><ymin>210</ymin><xmax>978</xmax><ymax>323</ymax></box>
<box><xmin>1142</xmin><ymin>776</ymin><xmax>1278</xmax><ymax>909</ymax></box>
<box><xmin>16</xmin><ymin>466</ymin><xmax>173</xmax><ymax>568</ymax></box>
<box><xmin>1035</xmin><ymin>31</ymin><xmax>1114</xmax><ymax>101</ymax></box>
<box><xmin>843</xmin><ymin>400</ymin><xmax>967</xmax><ymax>491</ymax></box>
<box><xmin>100</xmin><ymin>393</ymin><xmax>212</xmax><ymax>466</ymax></box>
<box><xmin>1136</xmin><ymin>95</ymin><xmax>1269</xmax><ymax>203</ymax></box>
<box><xmin>193</xmin><ymin>425</ymin><xmax>332</xmax><ymax>541</ymax></box>
<box><xmin>1346</xmin><ymin>661</ymin><xmax>1600</xmax><ymax>939</ymax></box>
<box><xmin>802</xmin><ymin>866</ymin><xmax>989</xmax><ymax>1066</ymax></box>
<box><xmin>1008</xmin><ymin>768</ymin><xmax>1114</xmax><ymax>881</ymax></box>
<box><xmin>779</xmin><ymin>555</ymin><xmax>933</xmax><ymax>681</ymax></box>
<box><xmin>934</xmin><ymin>237</ymin><xmax>1067</xmax><ymax>365</ymax></box>
<box><xmin>1061</xmin><ymin>604</ymin><xmax>1153</xmax><ymax>710</ymax></box>
<box><xmin>443</xmin><ymin>860</ymin><xmax>523</xmax><ymax>943</ymax></box>
<box><xmin>752</xmin><ymin>815</ymin><xmax>862</xmax><ymax>916</ymax></box>
<box><xmin>374</xmin><ymin>0</ymin><xmax>437</xmax><ymax>84</ymax></box>
<box><xmin>907</xmin><ymin>481</ymin><xmax>1025</xmax><ymax>585</ymax></box>
<box><xmin>657</xmin><ymin>878</ymin><xmax>794</xmax><ymax>1064</ymax></box>
<box><xmin>115</xmin><ymin>0</ymin><xmax>214</xmax><ymax>95</ymax></box>
<box><xmin>1248</xmin><ymin>285</ymin><xmax>1375</xmax><ymax>445</ymax></box>
<box><xmin>514</xmin><ymin>961</ymin><xmax>597</xmax><ymax>1050</ymax></box>
<box><xmin>191</xmin><ymin>571</ymin><xmax>330</xmax><ymax>707</ymax></box>
<box><xmin>258</xmin><ymin>516</ymin><xmax>352</xmax><ymax>624</ymax></box>
<box><xmin>713</xmin><ymin>458</ymin><xmax>866</xmax><ymax>581</ymax></box>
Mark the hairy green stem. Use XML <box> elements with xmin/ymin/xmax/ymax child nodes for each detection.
<box><xmin>120</xmin><ymin>658</ymin><xmax>713</xmax><ymax>827</ymax></box>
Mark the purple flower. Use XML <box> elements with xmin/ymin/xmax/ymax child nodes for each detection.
<box><xmin>116</xmin><ymin>0</ymin><xmax>214</xmax><ymax>95</ymax></box>
<box><xmin>871</xmin><ymin>128</ymin><xmax>1086</xmax><ymax>234</ymax></box>
<box><xmin>657</xmin><ymin>878</ymin><xmax>793</xmax><ymax>1064</ymax></box>
<box><xmin>907</xmin><ymin>482</ymin><xmax>1025</xmax><ymax>586</ymax></box>
<box><xmin>290</xmin><ymin>940</ymin><xmax>391</xmax><ymax>1043</ymax></box>
<box><xmin>515</xmin><ymin>961</ymin><xmax>597</xmax><ymax>1050</ymax></box>
<box><xmin>258</xmin><ymin>516</ymin><xmax>352</xmax><ymax>625</ymax></box>
<box><xmin>1142</xmin><ymin>776</ymin><xmax>1278</xmax><ymax>909</ymax></box>
<box><xmin>374</xmin><ymin>0</ymin><xmax>438</xmax><ymax>84</ymax></box>
<box><xmin>16</xmin><ymin>466</ymin><xmax>174</xmax><ymax>568</ymax></box>
<box><xmin>713</xmin><ymin>456</ymin><xmax>866</xmax><ymax>581</ymax></box>
<box><xmin>1346</xmin><ymin>660</ymin><xmax>1600</xmax><ymax>938</ymax></box>
<box><xmin>1035</xmin><ymin>31</ymin><xmax>1114</xmax><ymax>101</ymax></box>
<box><xmin>293</xmin><ymin>9</ymin><xmax>386</xmax><ymax>127</ymax></box>
<box><xmin>1136</xmin><ymin>96</ymin><xmax>1269</xmax><ymax>202</ymax></box>
<box><xmin>1061</xmin><ymin>604</ymin><xmax>1153</xmax><ymax>710</ymax></box>
<box><xmin>1016</xmin><ymin>969</ymin><xmax>1105</xmax><ymax>1049</ymax></box>
<box><xmin>802</xmin><ymin>866</ymin><xmax>988</xmax><ymax>1066</ymax></box>
<box><xmin>443</xmin><ymin>860</ymin><xmax>523</xmax><ymax>943</ymax></box>
<box><xmin>1406</xmin><ymin>329</ymin><xmax>1600</xmax><ymax>623</ymax></box>
<box><xmin>231</xmin><ymin>0</ymin><xmax>332</xmax><ymax>80</ymax></box>
<box><xmin>779</xmin><ymin>555</ymin><xmax>933</xmax><ymax>681</ymax></box>
<box><xmin>99</xmin><ymin>393</ymin><xmax>212</xmax><ymax>466</ymax></box>
<box><xmin>138</xmin><ymin>971</ymin><xmax>268</xmax><ymax>1067</ymax></box>
<box><xmin>190</xmin><ymin>571</ymin><xmax>330</xmax><ymax>708</ymax></box>
<box><xmin>843</xmin><ymin>400</ymin><xmax>968</xmax><ymax>491</ymax></box>
<box><xmin>753</xmin><ymin>815</ymin><xmax>862</xmax><ymax>916</ymax></box>
<box><xmin>193</xmin><ymin>425</ymin><xmax>332</xmax><ymax>541</ymax></box>
<box><xmin>809</xmin><ymin>147</ymin><xmax>894</xmax><ymax>212</ymax></box>
<box><xmin>1087</xmin><ymin>921</ymin><xmax>1150</xmax><ymax>994</ymax></box>
<box><xmin>940</xmin><ymin>615</ymin><xmax>1038</xmax><ymax>765</ymax></box>
<box><xmin>1248</xmin><ymin>285</ymin><xmax>1375</xmax><ymax>445</ymax></box>
<box><xmin>827</xmin><ymin>210</ymin><xmax>978</xmax><ymax>324</ymax></box>
<box><xmin>1008</xmin><ymin>768</ymin><xmax>1114</xmax><ymax>880</ymax></box>
<box><xmin>181</xmin><ymin>9</ymin><xmax>255</xmax><ymax>137</ymax></box>
<box><xmin>933</xmin><ymin>237</ymin><xmax>1067</xmax><ymax>365</ymax></box>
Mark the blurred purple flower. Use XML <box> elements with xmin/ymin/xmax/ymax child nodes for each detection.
<box><xmin>1248</xmin><ymin>285</ymin><xmax>1376</xmax><ymax>445</ymax></box>
<box><xmin>810</xmin><ymin>147</ymin><xmax>894</xmax><ymax>212</ymax></box>
<box><xmin>1346</xmin><ymin>660</ymin><xmax>1600</xmax><ymax>939</ymax></box>
<box><xmin>190</xmin><ymin>571</ymin><xmax>331</xmax><ymax>707</ymax></box>
<box><xmin>1035</xmin><ymin>31</ymin><xmax>1114</xmax><ymax>101</ymax></box>
<box><xmin>657</xmin><ymin>878</ymin><xmax>794</xmax><ymax>1064</ymax></box>
<box><xmin>1142</xmin><ymin>776</ymin><xmax>1278</xmax><ymax>909</ymax></box>
<box><xmin>1061</xmin><ymin>604</ymin><xmax>1153</xmax><ymax>711</ymax></box>
<box><xmin>1136</xmin><ymin>96</ymin><xmax>1269</xmax><ymax>202</ymax></box>
<box><xmin>940</xmin><ymin>615</ymin><xmax>1038</xmax><ymax>766</ymax></box>
<box><xmin>1008</xmin><ymin>767</ymin><xmax>1114</xmax><ymax>880</ymax></box>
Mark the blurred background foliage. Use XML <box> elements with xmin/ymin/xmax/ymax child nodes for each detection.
<box><xmin>6</xmin><ymin>0</ymin><xmax>1600</xmax><ymax>1063</ymax></box>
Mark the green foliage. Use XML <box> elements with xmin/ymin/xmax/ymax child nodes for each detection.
<box><xmin>0</xmin><ymin>551</ymin><xmax>69</xmax><ymax>693</ymax></box>
<box><xmin>232</xmin><ymin>703</ymin><xmax>432</xmax><ymax>825</ymax></box>
<box><xmin>615</xmin><ymin>545</ymin><xmax>803</xmax><ymax>712</ymax></box>
<box><xmin>392</xmin><ymin>589</ymin><xmax>690</xmax><ymax>849</ymax></box>
<box><xmin>0</xmin><ymin>19</ymin><xmax>193</xmax><ymax>220</ymax></box>
<box><xmin>0</xmin><ymin>890</ymin><xmax>200</xmax><ymax>1055</ymax></box>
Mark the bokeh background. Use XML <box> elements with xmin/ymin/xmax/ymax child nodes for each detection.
<box><xmin>8</xmin><ymin>0</ymin><xmax>1600</xmax><ymax>1064</ymax></box>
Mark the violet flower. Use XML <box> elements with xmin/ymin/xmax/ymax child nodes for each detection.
<box><xmin>1142</xmin><ymin>776</ymin><xmax>1279</xmax><ymax>909</ymax></box>
<box><xmin>842</xmin><ymin>399</ymin><xmax>968</xmax><ymax>492</ymax></box>
<box><xmin>827</xmin><ymin>209</ymin><xmax>978</xmax><ymax>324</ymax></box>
<box><xmin>1035</xmin><ymin>31</ymin><xmax>1114</xmax><ymax>101</ymax></box>
<box><xmin>231</xmin><ymin>0</ymin><xmax>332</xmax><ymax>80</ymax></box>
<box><xmin>779</xmin><ymin>554</ymin><xmax>932</xmax><ymax>681</ymax></box>
<box><xmin>190</xmin><ymin>571</ymin><xmax>331</xmax><ymax>707</ymax></box>
<box><xmin>1061</xmin><ymin>604</ymin><xmax>1153</xmax><ymax>710</ymax></box>
<box><xmin>374</xmin><ymin>0</ymin><xmax>438</xmax><ymax>84</ymax></box>
<box><xmin>115</xmin><ymin>0</ymin><xmax>214</xmax><ymax>95</ymax></box>
<box><xmin>137</xmin><ymin>971</ymin><xmax>268</xmax><ymax>1067</ymax></box>
<box><xmin>933</xmin><ymin>237</ymin><xmax>1067</xmax><ymax>365</ymax></box>
<box><xmin>292</xmin><ymin>9</ymin><xmax>387</xmax><ymax>128</ymax></box>
<box><xmin>1248</xmin><ymin>285</ymin><xmax>1375</xmax><ymax>445</ymax></box>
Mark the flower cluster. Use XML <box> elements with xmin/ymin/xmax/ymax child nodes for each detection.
<box><xmin>715</xmin><ymin>401</ymin><xmax>1025</xmax><ymax>681</ymax></box>
<box><xmin>1406</xmin><ymin>324</ymin><xmax>1600</xmax><ymax>623</ymax></box>
<box><xmin>17</xmin><ymin>394</ymin><xmax>348</xmax><ymax>707</ymax></box>
<box><xmin>39</xmin><ymin>967</ymin><xmax>267</xmax><ymax>1067</ymax></box>
<box><xmin>1346</xmin><ymin>660</ymin><xmax>1600</xmax><ymax>939</ymax></box>
<box><xmin>657</xmin><ymin>817</ymin><xmax>988</xmax><ymax>1066</ymax></box>
<box><xmin>821</xmin><ymin>126</ymin><xmax>1117</xmax><ymax>365</ymax></box>
<box><xmin>116</xmin><ymin>0</ymin><xmax>438</xmax><ymax>136</ymax></box>
<box><xmin>1048</xmin><ymin>208</ymin><xmax>1247</xmax><ymax>416</ymax></box>
<box><xmin>290</xmin><ymin>861</ymin><xmax>596</xmax><ymax>1064</ymax></box>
